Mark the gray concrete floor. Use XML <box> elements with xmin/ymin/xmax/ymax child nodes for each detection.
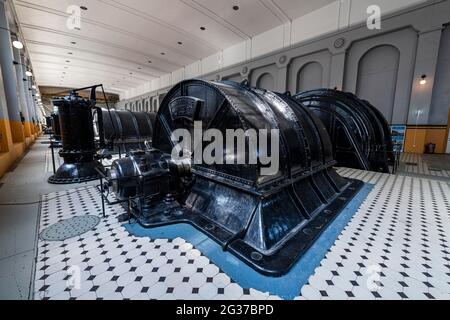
<box><xmin>0</xmin><ymin>136</ymin><xmax>95</xmax><ymax>300</ymax></box>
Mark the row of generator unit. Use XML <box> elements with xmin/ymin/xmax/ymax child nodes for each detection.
<box><xmin>46</xmin><ymin>79</ymin><xmax>393</xmax><ymax>275</ymax></box>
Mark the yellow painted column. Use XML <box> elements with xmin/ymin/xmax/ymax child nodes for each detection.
<box><xmin>10</xmin><ymin>120</ymin><xmax>24</xmax><ymax>142</ymax></box>
<box><xmin>0</xmin><ymin>0</ymin><xmax>24</xmax><ymax>144</ymax></box>
<box><xmin>23</xmin><ymin>121</ymin><xmax>31</xmax><ymax>137</ymax></box>
<box><xmin>0</xmin><ymin>0</ymin><xmax>27</xmax><ymax>177</ymax></box>
<box><xmin>0</xmin><ymin>118</ymin><xmax>16</xmax><ymax>178</ymax></box>
<box><xmin>0</xmin><ymin>118</ymin><xmax>10</xmax><ymax>153</ymax></box>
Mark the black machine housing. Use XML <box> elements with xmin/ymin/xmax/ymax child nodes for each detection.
<box><xmin>48</xmin><ymin>84</ymin><xmax>157</xmax><ymax>184</ymax></box>
<box><xmin>48</xmin><ymin>91</ymin><xmax>104</xmax><ymax>184</ymax></box>
<box><xmin>50</xmin><ymin>112</ymin><xmax>61</xmax><ymax>141</ymax></box>
<box><xmin>96</xmin><ymin>109</ymin><xmax>155</xmax><ymax>156</ymax></box>
<box><xmin>106</xmin><ymin>79</ymin><xmax>364</xmax><ymax>276</ymax></box>
<box><xmin>294</xmin><ymin>89</ymin><xmax>394</xmax><ymax>173</ymax></box>
<box><xmin>44</xmin><ymin>116</ymin><xmax>53</xmax><ymax>135</ymax></box>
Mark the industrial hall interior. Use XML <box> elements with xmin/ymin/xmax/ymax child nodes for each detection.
<box><xmin>0</xmin><ymin>0</ymin><xmax>450</xmax><ymax>302</ymax></box>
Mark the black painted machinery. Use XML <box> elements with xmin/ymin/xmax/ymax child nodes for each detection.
<box><xmin>293</xmin><ymin>89</ymin><xmax>394</xmax><ymax>173</ymax></box>
<box><xmin>48</xmin><ymin>84</ymin><xmax>157</xmax><ymax>185</ymax></box>
<box><xmin>44</xmin><ymin>116</ymin><xmax>52</xmax><ymax>135</ymax></box>
<box><xmin>50</xmin><ymin>112</ymin><xmax>61</xmax><ymax>141</ymax></box>
<box><xmin>104</xmin><ymin>79</ymin><xmax>364</xmax><ymax>276</ymax></box>
<box><xmin>45</xmin><ymin>116</ymin><xmax>52</xmax><ymax>128</ymax></box>
<box><xmin>97</xmin><ymin>109</ymin><xmax>155</xmax><ymax>156</ymax></box>
<box><xmin>48</xmin><ymin>91</ymin><xmax>104</xmax><ymax>184</ymax></box>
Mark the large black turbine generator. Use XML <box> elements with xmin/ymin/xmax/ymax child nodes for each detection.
<box><xmin>105</xmin><ymin>80</ymin><xmax>364</xmax><ymax>276</ymax></box>
<box><xmin>294</xmin><ymin>89</ymin><xmax>394</xmax><ymax>173</ymax></box>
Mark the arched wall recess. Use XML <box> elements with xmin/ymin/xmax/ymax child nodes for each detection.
<box><xmin>297</xmin><ymin>62</ymin><xmax>324</xmax><ymax>92</ymax></box>
<box><xmin>152</xmin><ymin>97</ymin><xmax>158</xmax><ymax>112</ymax></box>
<box><xmin>344</xmin><ymin>28</ymin><xmax>417</xmax><ymax>124</ymax></box>
<box><xmin>288</xmin><ymin>50</ymin><xmax>332</xmax><ymax>94</ymax></box>
<box><xmin>256</xmin><ymin>73</ymin><xmax>275</xmax><ymax>91</ymax></box>
<box><xmin>356</xmin><ymin>45</ymin><xmax>400</xmax><ymax>123</ymax></box>
<box><xmin>250</xmin><ymin>64</ymin><xmax>278</xmax><ymax>91</ymax></box>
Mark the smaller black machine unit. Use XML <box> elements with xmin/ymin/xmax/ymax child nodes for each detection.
<box><xmin>108</xmin><ymin>149</ymin><xmax>192</xmax><ymax>215</ymax></box>
<box><xmin>47</xmin><ymin>84</ymin><xmax>158</xmax><ymax>185</ymax></box>
<box><xmin>50</xmin><ymin>112</ymin><xmax>61</xmax><ymax>141</ymax></box>
<box><xmin>48</xmin><ymin>90</ymin><xmax>104</xmax><ymax>184</ymax></box>
<box><xmin>97</xmin><ymin>109</ymin><xmax>155</xmax><ymax>156</ymax></box>
<box><xmin>44</xmin><ymin>116</ymin><xmax>53</xmax><ymax>135</ymax></box>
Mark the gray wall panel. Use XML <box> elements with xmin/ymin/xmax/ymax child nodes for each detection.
<box><xmin>356</xmin><ymin>45</ymin><xmax>400</xmax><ymax>123</ymax></box>
<box><xmin>118</xmin><ymin>1</ymin><xmax>450</xmax><ymax>127</ymax></box>
<box><xmin>287</xmin><ymin>50</ymin><xmax>331</xmax><ymax>93</ymax></box>
<box><xmin>250</xmin><ymin>64</ymin><xmax>278</xmax><ymax>91</ymax></box>
<box><xmin>223</xmin><ymin>73</ymin><xmax>243</xmax><ymax>82</ymax></box>
<box><xmin>344</xmin><ymin>28</ymin><xmax>417</xmax><ymax>124</ymax></box>
<box><xmin>430</xmin><ymin>25</ymin><xmax>450</xmax><ymax>125</ymax></box>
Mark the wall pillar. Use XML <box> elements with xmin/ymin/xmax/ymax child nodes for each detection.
<box><xmin>276</xmin><ymin>66</ymin><xmax>288</xmax><ymax>93</ymax></box>
<box><xmin>407</xmin><ymin>27</ymin><xmax>443</xmax><ymax>125</ymax></box>
<box><xmin>21</xmin><ymin>53</ymin><xmax>35</xmax><ymax>135</ymax></box>
<box><xmin>12</xmin><ymin>47</ymin><xmax>31</xmax><ymax>137</ymax></box>
<box><xmin>0</xmin><ymin>66</ymin><xmax>12</xmax><ymax>154</ymax></box>
<box><xmin>329</xmin><ymin>51</ymin><xmax>346</xmax><ymax>90</ymax></box>
<box><xmin>0</xmin><ymin>0</ymin><xmax>24</xmax><ymax>143</ymax></box>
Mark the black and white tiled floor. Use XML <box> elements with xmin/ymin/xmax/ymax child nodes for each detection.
<box><xmin>35</xmin><ymin>187</ymin><xmax>277</xmax><ymax>300</ymax></box>
<box><xmin>400</xmin><ymin>153</ymin><xmax>450</xmax><ymax>178</ymax></box>
<box><xmin>34</xmin><ymin>168</ymin><xmax>450</xmax><ymax>300</ymax></box>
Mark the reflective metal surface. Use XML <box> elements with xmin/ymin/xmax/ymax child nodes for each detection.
<box><xmin>48</xmin><ymin>92</ymin><xmax>104</xmax><ymax>184</ymax></box>
<box><xmin>50</xmin><ymin>112</ymin><xmax>61</xmax><ymax>141</ymax></box>
<box><xmin>97</xmin><ymin>109</ymin><xmax>155</xmax><ymax>155</ymax></box>
<box><xmin>107</xmin><ymin>80</ymin><xmax>363</xmax><ymax>276</ymax></box>
<box><xmin>294</xmin><ymin>89</ymin><xmax>394</xmax><ymax>173</ymax></box>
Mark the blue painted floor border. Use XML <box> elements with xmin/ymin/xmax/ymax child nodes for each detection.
<box><xmin>124</xmin><ymin>183</ymin><xmax>374</xmax><ymax>300</ymax></box>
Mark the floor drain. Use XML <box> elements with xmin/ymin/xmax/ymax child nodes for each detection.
<box><xmin>40</xmin><ymin>215</ymin><xmax>100</xmax><ymax>241</ymax></box>
<box><xmin>405</xmin><ymin>162</ymin><xmax>418</xmax><ymax>166</ymax></box>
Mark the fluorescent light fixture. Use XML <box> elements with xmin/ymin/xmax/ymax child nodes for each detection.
<box><xmin>13</xmin><ymin>40</ymin><xmax>24</xmax><ymax>49</ymax></box>
<box><xmin>36</xmin><ymin>93</ymin><xmax>40</xmax><ymax>97</ymax></box>
<box><xmin>25</xmin><ymin>70</ymin><xmax>33</xmax><ymax>77</ymax></box>
<box><xmin>32</xmin><ymin>85</ymin><xmax>37</xmax><ymax>89</ymax></box>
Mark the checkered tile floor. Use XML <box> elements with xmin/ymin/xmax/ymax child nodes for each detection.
<box><xmin>400</xmin><ymin>153</ymin><xmax>450</xmax><ymax>178</ymax></box>
<box><xmin>34</xmin><ymin>168</ymin><xmax>450</xmax><ymax>300</ymax></box>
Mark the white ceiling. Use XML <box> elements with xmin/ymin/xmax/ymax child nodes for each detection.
<box><xmin>13</xmin><ymin>0</ymin><xmax>335</xmax><ymax>95</ymax></box>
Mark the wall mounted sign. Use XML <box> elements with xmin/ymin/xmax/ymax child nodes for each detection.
<box><xmin>390</xmin><ymin>125</ymin><xmax>406</xmax><ymax>152</ymax></box>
